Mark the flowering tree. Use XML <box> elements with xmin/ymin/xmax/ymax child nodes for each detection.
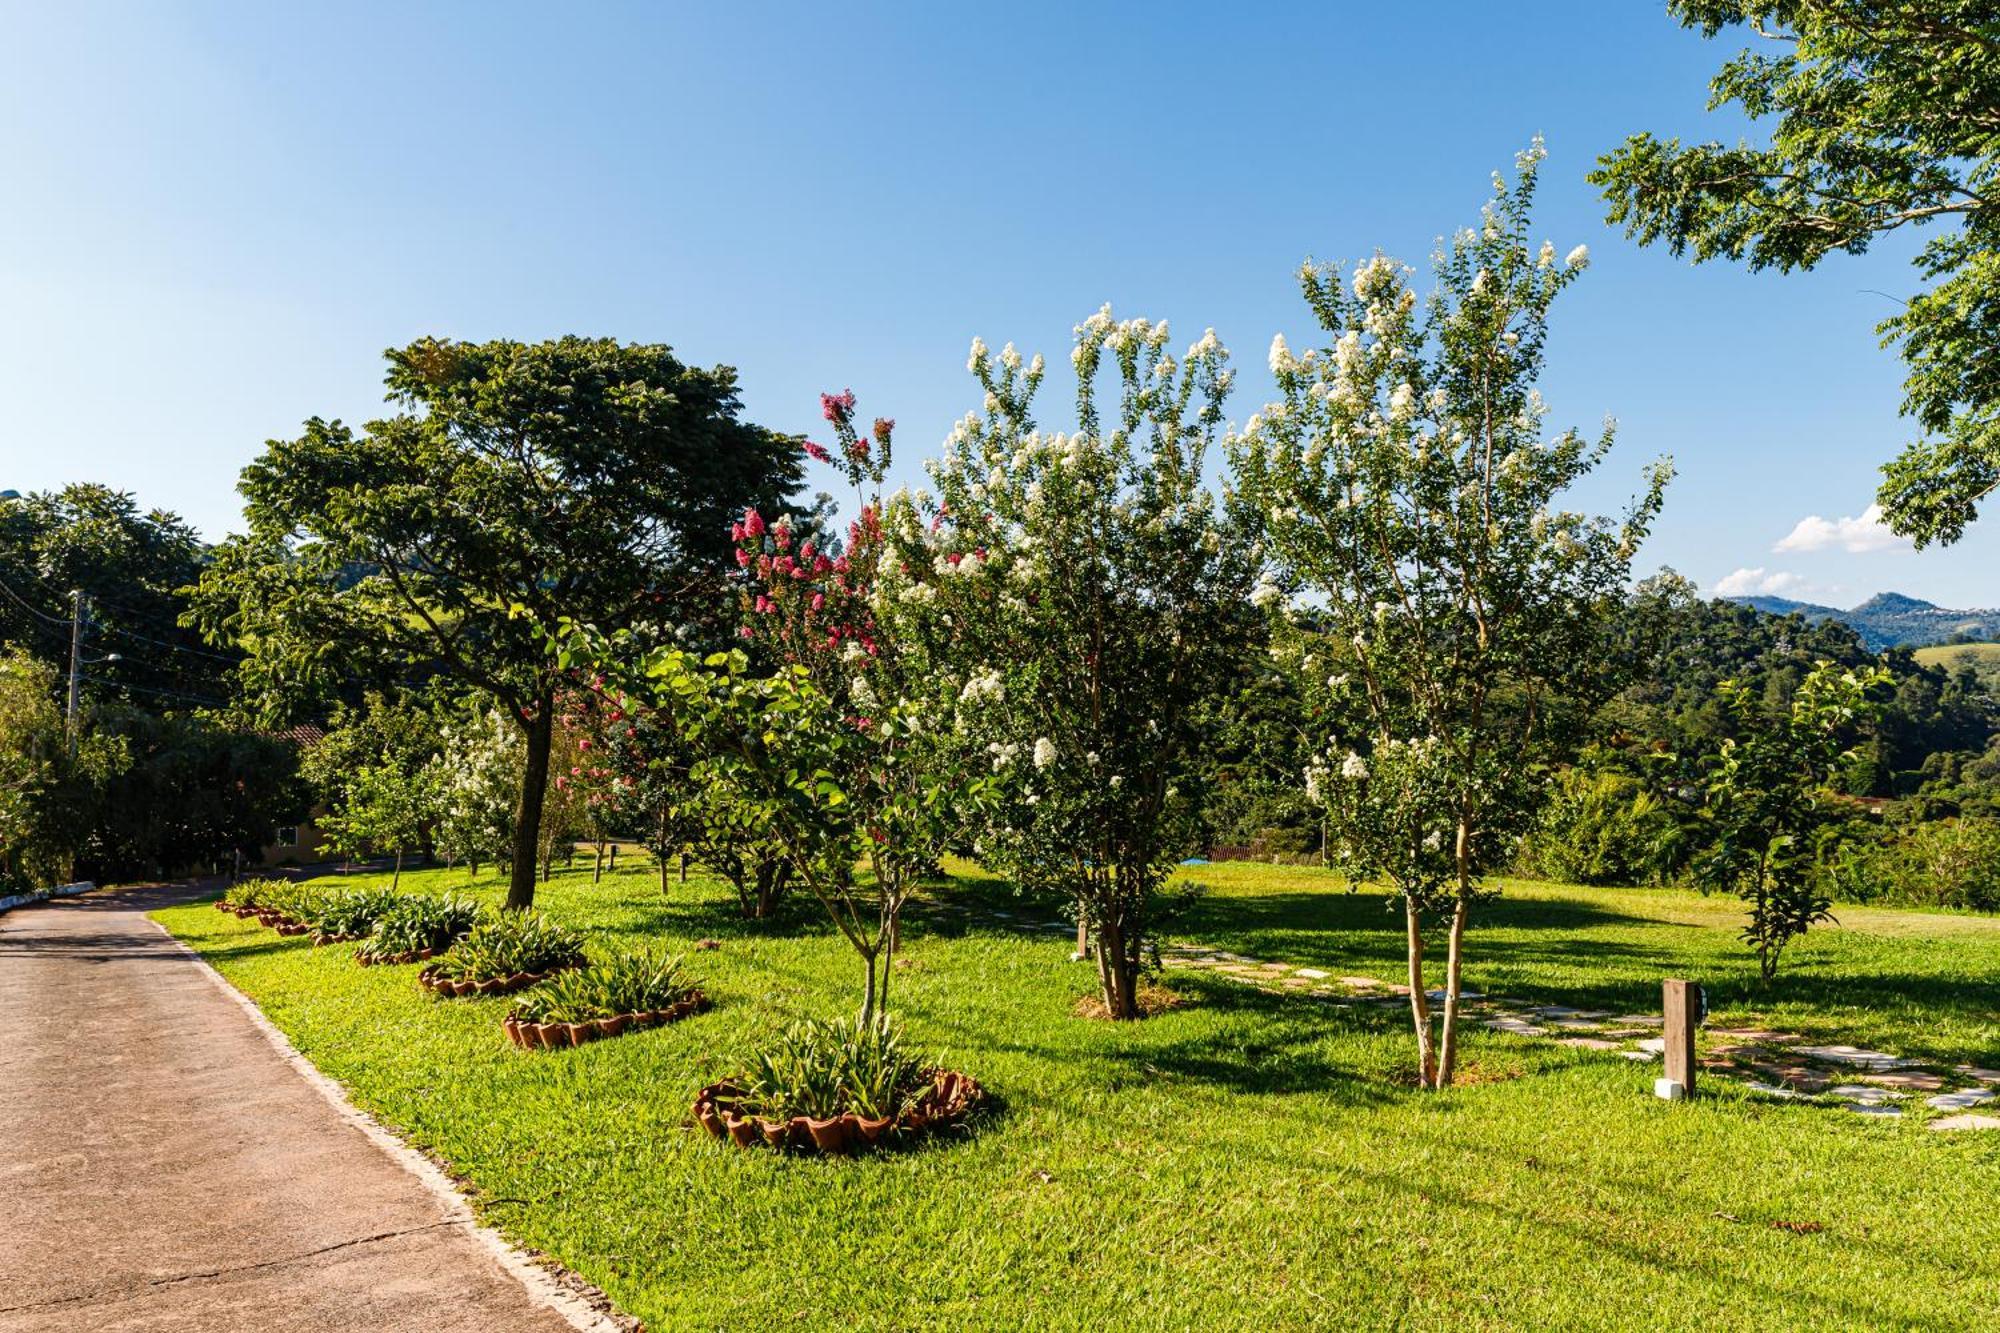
<box><xmin>426</xmin><ymin>708</ymin><xmax>521</xmax><ymax>878</ymax></box>
<box><xmin>559</xmin><ymin>393</ymin><xmax>993</xmax><ymax>1022</ymax></box>
<box><xmin>1231</xmin><ymin>144</ymin><xmax>1672</xmax><ymax>1088</ymax></box>
<box><xmin>874</xmin><ymin>312</ymin><xmax>1260</xmax><ymax>1020</ymax></box>
<box><xmin>1695</xmin><ymin>661</ymin><xmax>1887</xmax><ymax>980</ymax></box>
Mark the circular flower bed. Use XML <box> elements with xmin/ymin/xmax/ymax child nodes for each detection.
<box><xmin>503</xmin><ymin>993</ymin><xmax>707</xmax><ymax>1049</ymax></box>
<box><xmin>692</xmin><ymin>1069</ymin><xmax>983</xmax><ymax>1155</ymax></box>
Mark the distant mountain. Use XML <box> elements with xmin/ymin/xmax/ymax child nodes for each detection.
<box><xmin>1730</xmin><ymin>591</ymin><xmax>2000</xmax><ymax>651</ymax></box>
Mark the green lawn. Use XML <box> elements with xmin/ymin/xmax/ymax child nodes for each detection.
<box><xmin>156</xmin><ymin>862</ymin><xmax>2000</xmax><ymax>1331</ymax></box>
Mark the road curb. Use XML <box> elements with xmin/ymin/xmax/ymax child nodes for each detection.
<box><xmin>0</xmin><ymin>880</ymin><xmax>95</xmax><ymax>915</ymax></box>
<box><xmin>146</xmin><ymin>913</ymin><xmax>634</xmax><ymax>1333</ymax></box>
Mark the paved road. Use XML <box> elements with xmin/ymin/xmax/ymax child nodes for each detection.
<box><xmin>0</xmin><ymin>885</ymin><xmax>584</xmax><ymax>1332</ymax></box>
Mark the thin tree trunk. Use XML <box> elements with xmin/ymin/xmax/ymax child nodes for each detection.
<box><xmin>506</xmin><ymin>697</ymin><xmax>553</xmax><ymax>911</ymax></box>
<box><xmin>1405</xmin><ymin>896</ymin><xmax>1437</xmax><ymax>1087</ymax></box>
<box><xmin>392</xmin><ymin>849</ymin><xmax>402</xmax><ymax>891</ymax></box>
<box><xmin>680</xmin><ymin>852</ymin><xmax>689</xmax><ymax>884</ymax></box>
<box><xmin>1436</xmin><ymin>896</ymin><xmax>1470</xmax><ymax>1089</ymax></box>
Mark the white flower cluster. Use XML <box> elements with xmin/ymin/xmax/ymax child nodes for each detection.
<box><xmin>959</xmin><ymin>668</ymin><xmax>1005</xmax><ymax>704</ymax></box>
<box><xmin>1033</xmin><ymin>736</ymin><xmax>1057</xmax><ymax>770</ymax></box>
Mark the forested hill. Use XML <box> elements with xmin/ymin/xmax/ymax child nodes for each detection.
<box><xmin>1733</xmin><ymin>592</ymin><xmax>1999</xmax><ymax>651</ymax></box>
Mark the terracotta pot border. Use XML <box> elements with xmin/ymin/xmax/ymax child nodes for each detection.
<box><xmin>691</xmin><ymin>1069</ymin><xmax>983</xmax><ymax>1155</ymax></box>
<box><xmin>501</xmin><ymin>993</ymin><xmax>709</xmax><ymax>1050</ymax></box>
<box><xmin>417</xmin><ymin>961</ymin><xmax>581</xmax><ymax>999</ymax></box>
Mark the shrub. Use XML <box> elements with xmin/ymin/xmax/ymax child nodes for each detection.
<box><xmin>221</xmin><ymin>877</ymin><xmax>289</xmax><ymax>911</ymax></box>
<box><xmin>742</xmin><ymin>1013</ymin><xmax>929</xmax><ymax>1121</ymax></box>
<box><xmin>359</xmin><ymin>893</ymin><xmax>484</xmax><ymax>962</ymax></box>
<box><xmin>428</xmin><ymin>911</ymin><xmax>586</xmax><ymax>982</ymax></box>
<box><xmin>258</xmin><ymin>880</ymin><xmax>329</xmax><ymax>923</ymax></box>
<box><xmin>513</xmin><ymin>948</ymin><xmax>697</xmax><ymax>1024</ymax></box>
<box><xmin>1517</xmin><ymin>770</ymin><xmax>1688</xmax><ymax>887</ymax></box>
<box><xmin>1823</xmin><ymin>819</ymin><xmax>2000</xmax><ymax>913</ymax></box>
<box><xmin>299</xmin><ymin>886</ymin><xmax>404</xmax><ymax>938</ymax></box>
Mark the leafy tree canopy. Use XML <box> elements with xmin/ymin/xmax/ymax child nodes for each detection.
<box><xmin>1594</xmin><ymin>2</ymin><xmax>2000</xmax><ymax>545</ymax></box>
<box><xmin>190</xmin><ymin>335</ymin><xmax>804</xmax><ymax>908</ymax></box>
<box><xmin>0</xmin><ymin>483</ymin><xmax>228</xmax><ymax>704</ymax></box>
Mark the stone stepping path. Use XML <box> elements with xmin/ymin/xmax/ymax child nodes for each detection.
<box><xmin>916</xmin><ymin>897</ymin><xmax>2000</xmax><ymax>1130</ymax></box>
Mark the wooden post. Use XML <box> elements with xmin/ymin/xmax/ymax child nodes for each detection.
<box><xmin>1661</xmin><ymin>978</ymin><xmax>1701</xmax><ymax>1098</ymax></box>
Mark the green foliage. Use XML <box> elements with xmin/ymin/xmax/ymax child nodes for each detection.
<box><xmin>0</xmin><ymin>484</ymin><xmax>228</xmax><ymax>702</ymax></box>
<box><xmin>359</xmin><ymin>892</ymin><xmax>484</xmax><ymax>961</ymax></box>
<box><xmin>220</xmin><ymin>876</ymin><xmax>288</xmax><ymax>911</ymax></box>
<box><xmin>189</xmin><ymin>335</ymin><xmax>804</xmax><ymax>910</ymax></box>
<box><xmin>743</xmin><ymin>1012</ymin><xmax>929</xmax><ymax>1121</ymax></box>
<box><xmin>321</xmin><ymin>759</ymin><xmax>438</xmax><ymax>877</ymax></box>
<box><xmin>0</xmin><ymin>649</ymin><xmax>108</xmax><ymax>889</ymax></box>
<box><xmin>1517</xmin><ymin>768</ymin><xmax>1688</xmax><ymax>887</ymax></box>
<box><xmin>1823</xmin><ymin>817</ymin><xmax>2000</xmax><ymax>913</ymax></box>
<box><xmin>85</xmin><ymin>706</ymin><xmax>303</xmax><ymax>879</ymax></box>
<box><xmin>1694</xmin><ymin>660</ymin><xmax>1891</xmax><ymax>979</ymax></box>
<box><xmin>429</xmin><ymin>910</ymin><xmax>587</xmax><ymax>982</ymax></box>
<box><xmin>298</xmin><ymin>885</ymin><xmax>405</xmax><ymax>937</ymax></box>
<box><xmin>512</xmin><ymin>947</ymin><xmax>697</xmax><ymax>1023</ymax></box>
<box><xmin>1595</xmin><ymin>2</ymin><xmax>2000</xmax><ymax>546</ymax></box>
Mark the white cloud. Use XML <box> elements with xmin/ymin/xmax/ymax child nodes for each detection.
<box><xmin>1774</xmin><ymin>502</ymin><xmax>1909</xmax><ymax>554</ymax></box>
<box><xmin>1714</xmin><ymin>567</ymin><xmax>1806</xmax><ymax>598</ymax></box>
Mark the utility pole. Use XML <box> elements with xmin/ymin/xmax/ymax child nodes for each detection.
<box><xmin>65</xmin><ymin>589</ymin><xmax>85</xmax><ymax>757</ymax></box>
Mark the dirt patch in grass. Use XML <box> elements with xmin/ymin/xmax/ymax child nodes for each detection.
<box><xmin>1073</xmin><ymin>982</ymin><xmax>1187</xmax><ymax>1020</ymax></box>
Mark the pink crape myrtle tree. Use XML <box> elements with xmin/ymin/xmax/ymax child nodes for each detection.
<box><xmin>559</xmin><ymin>393</ymin><xmax>994</xmax><ymax>1023</ymax></box>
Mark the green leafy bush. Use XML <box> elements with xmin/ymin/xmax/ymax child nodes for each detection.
<box><xmin>513</xmin><ymin>948</ymin><xmax>697</xmax><ymax>1024</ymax></box>
<box><xmin>743</xmin><ymin>1013</ymin><xmax>929</xmax><ymax>1121</ymax></box>
<box><xmin>1517</xmin><ymin>769</ymin><xmax>1688</xmax><ymax>887</ymax></box>
<box><xmin>257</xmin><ymin>880</ymin><xmax>329</xmax><ymax>923</ymax></box>
<box><xmin>1822</xmin><ymin>819</ymin><xmax>2000</xmax><ymax>913</ymax></box>
<box><xmin>359</xmin><ymin>894</ymin><xmax>484</xmax><ymax>961</ymax></box>
<box><xmin>429</xmin><ymin>911</ymin><xmax>586</xmax><ymax>982</ymax></box>
<box><xmin>299</xmin><ymin>886</ymin><xmax>404</xmax><ymax>937</ymax></box>
<box><xmin>221</xmin><ymin>877</ymin><xmax>288</xmax><ymax>910</ymax></box>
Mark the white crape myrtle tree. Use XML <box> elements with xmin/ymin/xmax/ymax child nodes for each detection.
<box><xmin>877</xmin><ymin>311</ymin><xmax>1260</xmax><ymax>1020</ymax></box>
<box><xmin>1230</xmin><ymin>144</ymin><xmax>1672</xmax><ymax>1089</ymax></box>
<box><xmin>426</xmin><ymin>708</ymin><xmax>522</xmax><ymax>878</ymax></box>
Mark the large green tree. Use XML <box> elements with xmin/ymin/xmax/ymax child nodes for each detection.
<box><xmin>190</xmin><ymin>336</ymin><xmax>802</xmax><ymax>909</ymax></box>
<box><xmin>1594</xmin><ymin>1</ymin><xmax>1999</xmax><ymax>546</ymax></box>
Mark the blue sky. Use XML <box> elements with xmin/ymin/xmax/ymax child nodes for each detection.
<box><xmin>3</xmin><ymin>1</ymin><xmax>1994</xmax><ymax>608</ymax></box>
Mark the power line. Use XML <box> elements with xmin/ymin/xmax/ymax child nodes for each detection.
<box><xmin>80</xmin><ymin>673</ymin><xmax>232</xmax><ymax>709</ymax></box>
<box><xmin>0</xmin><ymin>574</ymin><xmax>70</xmax><ymax>625</ymax></box>
<box><xmin>97</xmin><ymin>620</ymin><xmax>240</xmax><ymax>665</ymax></box>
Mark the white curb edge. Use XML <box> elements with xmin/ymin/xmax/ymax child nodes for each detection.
<box><xmin>0</xmin><ymin>880</ymin><xmax>95</xmax><ymax>915</ymax></box>
<box><xmin>145</xmin><ymin>912</ymin><xmax>631</xmax><ymax>1333</ymax></box>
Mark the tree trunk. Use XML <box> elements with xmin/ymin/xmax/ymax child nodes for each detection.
<box><xmin>1093</xmin><ymin>915</ymin><xmax>1140</xmax><ymax>1019</ymax></box>
<box><xmin>1435</xmin><ymin>896</ymin><xmax>1470</xmax><ymax>1089</ymax></box>
<box><xmin>506</xmin><ymin>697</ymin><xmax>553</xmax><ymax>911</ymax></box>
<box><xmin>1404</xmin><ymin>896</ymin><xmax>1437</xmax><ymax>1087</ymax></box>
<box><xmin>680</xmin><ymin>852</ymin><xmax>689</xmax><ymax>884</ymax></box>
<box><xmin>392</xmin><ymin>849</ymin><xmax>403</xmax><ymax>891</ymax></box>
